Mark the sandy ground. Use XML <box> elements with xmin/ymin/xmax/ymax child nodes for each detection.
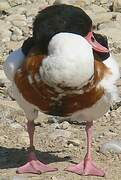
<box><xmin>0</xmin><ymin>1</ymin><xmax>121</xmax><ymax>179</ymax></box>
<box><xmin>0</xmin><ymin>96</ymin><xmax>121</xmax><ymax>180</ymax></box>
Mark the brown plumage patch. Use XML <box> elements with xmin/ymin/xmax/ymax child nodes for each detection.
<box><xmin>14</xmin><ymin>50</ymin><xmax>112</xmax><ymax>116</ymax></box>
<box><xmin>94</xmin><ymin>60</ymin><xmax>112</xmax><ymax>83</ymax></box>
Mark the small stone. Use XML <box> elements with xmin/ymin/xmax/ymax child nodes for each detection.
<box><xmin>68</xmin><ymin>143</ymin><xmax>74</xmax><ymax>148</ymax></box>
<box><xmin>68</xmin><ymin>139</ymin><xmax>80</xmax><ymax>146</ymax></box>
<box><xmin>51</xmin><ymin>176</ymin><xmax>58</xmax><ymax>180</ymax></box>
<box><xmin>54</xmin><ymin>0</ymin><xmax>77</xmax><ymax>5</ymax></box>
<box><xmin>12</xmin><ymin>20</ymin><xmax>27</xmax><ymax>28</ymax></box>
<box><xmin>60</xmin><ymin>121</ymin><xmax>70</xmax><ymax>130</ymax></box>
<box><xmin>11</xmin><ymin>34</ymin><xmax>24</xmax><ymax>41</ymax></box>
<box><xmin>48</xmin><ymin>116</ymin><xmax>58</xmax><ymax>123</ymax></box>
<box><xmin>100</xmin><ymin>139</ymin><xmax>121</xmax><ymax>154</ymax></box>
<box><xmin>10</xmin><ymin>26</ymin><xmax>23</xmax><ymax>37</ymax></box>
<box><xmin>109</xmin><ymin>128</ymin><xmax>115</xmax><ymax>133</ymax></box>
<box><xmin>0</xmin><ymin>0</ymin><xmax>10</xmax><ymax>11</ymax></box>
<box><xmin>14</xmin><ymin>7</ymin><xmax>26</xmax><ymax>15</ymax></box>
<box><xmin>53</xmin><ymin>0</ymin><xmax>91</xmax><ymax>7</ymax></box>
<box><xmin>90</xmin><ymin>4</ymin><xmax>107</xmax><ymax>13</ymax></box>
<box><xmin>10</xmin><ymin>122</ymin><xmax>23</xmax><ymax>129</ymax></box>
<box><xmin>8</xmin><ymin>0</ymin><xmax>25</xmax><ymax>7</ymax></box>
<box><xmin>6</xmin><ymin>14</ymin><xmax>26</xmax><ymax>28</ymax></box>
<box><xmin>113</xmin><ymin>0</ymin><xmax>121</xmax><ymax>12</ymax></box>
<box><xmin>51</xmin><ymin>123</ymin><xmax>60</xmax><ymax>129</ymax></box>
<box><xmin>40</xmin><ymin>122</ymin><xmax>46</xmax><ymax>128</ymax></box>
<box><xmin>92</xmin><ymin>12</ymin><xmax>113</xmax><ymax>26</ymax></box>
<box><xmin>0</xmin><ymin>70</ymin><xmax>9</xmax><ymax>85</ymax></box>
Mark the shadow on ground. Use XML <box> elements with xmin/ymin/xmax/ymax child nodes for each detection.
<box><xmin>0</xmin><ymin>146</ymin><xmax>71</xmax><ymax>169</ymax></box>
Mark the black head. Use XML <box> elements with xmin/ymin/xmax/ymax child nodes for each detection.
<box><xmin>93</xmin><ymin>33</ymin><xmax>110</xmax><ymax>61</ymax></box>
<box><xmin>33</xmin><ymin>4</ymin><xmax>92</xmax><ymax>54</ymax></box>
<box><xmin>21</xmin><ymin>37</ymin><xmax>34</xmax><ymax>56</ymax></box>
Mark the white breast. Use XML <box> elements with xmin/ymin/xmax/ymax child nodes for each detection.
<box><xmin>100</xmin><ymin>54</ymin><xmax>120</xmax><ymax>102</ymax></box>
<box><xmin>39</xmin><ymin>32</ymin><xmax>94</xmax><ymax>90</ymax></box>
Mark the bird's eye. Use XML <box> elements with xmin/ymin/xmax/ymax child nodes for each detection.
<box><xmin>91</xmin><ymin>37</ymin><xmax>95</xmax><ymax>42</ymax></box>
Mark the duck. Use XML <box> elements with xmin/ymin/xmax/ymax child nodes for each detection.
<box><xmin>4</xmin><ymin>4</ymin><xmax>109</xmax><ymax>83</ymax></box>
<box><xmin>4</xmin><ymin>4</ymin><xmax>109</xmax><ymax>82</ymax></box>
<box><xmin>4</xmin><ymin>4</ymin><xmax>120</xmax><ymax>177</ymax></box>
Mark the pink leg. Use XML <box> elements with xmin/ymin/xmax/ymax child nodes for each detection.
<box><xmin>65</xmin><ymin>121</ymin><xmax>105</xmax><ymax>177</ymax></box>
<box><xmin>17</xmin><ymin>121</ymin><xmax>58</xmax><ymax>174</ymax></box>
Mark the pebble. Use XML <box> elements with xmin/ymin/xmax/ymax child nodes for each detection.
<box><xmin>51</xmin><ymin>122</ymin><xmax>60</xmax><ymax>129</ymax></box>
<box><xmin>92</xmin><ymin>12</ymin><xmax>113</xmax><ymax>26</ymax></box>
<box><xmin>11</xmin><ymin>34</ymin><xmax>24</xmax><ymax>41</ymax></box>
<box><xmin>8</xmin><ymin>0</ymin><xmax>26</xmax><ymax>7</ymax></box>
<box><xmin>68</xmin><ymin>143</ymin><xmax>74</xmax><ymax>148</ymax></box>
<box><xmin>0</xmin><ymin>70</ymin><xmax>9</xmax><ymax>85</ymax></box>
<box><xmin>48</xmin><ymin>116</ymin><xmax>60</xmax><ymax>123</ymax></box>
<box><xmin>6</xmin><ymin>14</ymin><xmax>27</xmax><ymax>27</ymax></box>
<box><xmin>10</xmin><ymin>26</ymin><xmax>23</xmax><ymax>37</ymax></box>
<box><xmin>113</xmin><ymin>0</ymin><xmax>121</xmax><ymax>12</ymax></box>
<box><xmin>54</xmin><ymin>0</ymin><xmax>92</xmax><ymax>7</ymax></box>
<box><xmin>51</xmin><ymin>176</ymin><xmax>58</xmax><ymax>180</ymax></box>
<box><xmin>100</xmin><ymin>139</ymin><xmax>121</xmax><ymax>154</ymax></box>
<box><xmin>60</xmin><ymin>121</ymin><xmax>70</xmax><ymax>130</ymax></box>
<box><xmin>10</xmin><ymin>122</ymin><xmax>23</xmax><ymax>129</ymax></box>
<box><xmin>68</xmin><ymin>139</ymin><xmax>80</xmax><ymax>146</ymax></box>
<box><xmin>90</xmin><ymin>4</ymin><xmax>107</xmax><ymax>13</ymax></box>
<box><xmin>54</xmin><ymin>0</ymin><xmax>81</xmax><ymax>6</ymax></box>
<box><xmin>0</xmin><ymin>0</ymin><xmax>10</xmax><ymax>11</ymax></box>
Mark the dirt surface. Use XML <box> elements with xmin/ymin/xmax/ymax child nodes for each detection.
<box><xmin>0</xmin><ymin>97</ymin><xmax>121</xmax><ymax>180</ymax></box>
<box><xmin>1</xmin><ymin>0</ymin><xmax>121</xmax><ymax>179</ymax></box>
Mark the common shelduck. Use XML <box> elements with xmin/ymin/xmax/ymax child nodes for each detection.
<box><xmin>4</xmin><ymin>4</ymin><xmax>120</xmax><ymax>177</ymax></box>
